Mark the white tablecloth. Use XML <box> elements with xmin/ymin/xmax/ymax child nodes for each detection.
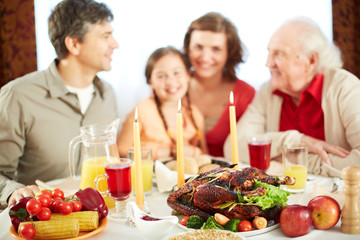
<box><xmin>1</xmin><ymin>174</ymin><xmax>359</xmax><ymax>240</ymax></box>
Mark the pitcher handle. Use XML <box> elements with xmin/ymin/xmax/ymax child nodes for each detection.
<box><xmin>68</xmin><ymin>135</ymin><xmax>83</xmax><ymax>178</ymax></box>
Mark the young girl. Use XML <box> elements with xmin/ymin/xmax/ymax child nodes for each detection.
<box><xmin>117</xmin><ymin>46</ymin><xmax>207</xmax><ymax>160</ymax></box>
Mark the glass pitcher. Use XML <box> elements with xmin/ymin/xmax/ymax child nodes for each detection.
<box><xmin>68</xmin><ymin>118</ymin><xmax>120</xmax><ymax>207</ymax></box>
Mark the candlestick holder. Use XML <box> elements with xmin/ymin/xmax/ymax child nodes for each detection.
<box><xmin>340</xmin><ymin>166</ymin><xmax>360</xmax><ymax>234</ymax></box>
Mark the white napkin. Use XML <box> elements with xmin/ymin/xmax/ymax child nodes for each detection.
<box><xmin>35</xmin><ymin>177</ymin><xmax>80</xmax><ymax>197</ymax></box>
<box><xmin>155</xmin><ymin>161</ymin><xmax>193</xmax><ymax>193</ymax></box>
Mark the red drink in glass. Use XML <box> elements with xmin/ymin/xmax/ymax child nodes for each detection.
<box><xmin>105</xmin><ymin>163</ymin><xmax>131</xmax><ymax>201</ymax></box>
<box><xmin>247</xmin><ymin>139</ymin><xmax>271</xmax><ymax>171</ymax></box>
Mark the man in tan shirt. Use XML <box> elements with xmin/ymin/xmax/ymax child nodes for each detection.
<box><xmin>224</xmin><ymin>17</ymin><xmax>360</xmax><ymax>177</ymax></box>
<box><xmin>0</xmin><ymin>0</ymin><xmax>119</xmax><ymax>208</ymax></box>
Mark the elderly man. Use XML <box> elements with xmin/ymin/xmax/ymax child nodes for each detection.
<box><xmin>0</xmin><ymin>0</ymin><xmax>119</xmax><ymax>208</ymax></box>
<box><xmin>224</xmin><ymin>17</ymin><xmax>360</xmax><ymax>177</ymax></box>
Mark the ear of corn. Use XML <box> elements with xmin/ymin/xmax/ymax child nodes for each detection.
<box><xmin>50</xmin><ymin>211</ymin><xmax>99</xmax><ymax>231</ymax></box>
<box><xmin>18</xmin><ymin>219</ymin><xmax>79</xmax><ymax>239</ymax></box>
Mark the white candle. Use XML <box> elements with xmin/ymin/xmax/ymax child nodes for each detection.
<box><xmin>177</xmin><ymin>100</ymin><xmax>185</xmax><ymax>188</ymax></box>
<box><xmin>229</xmin><ymin>91</ymin><xmax>239</xmax><ymax>169</ymax></box>
<box><xmin>133</xmin><ymin>107</ymin><xmax>144</xmax><ymax>207</ymax></box>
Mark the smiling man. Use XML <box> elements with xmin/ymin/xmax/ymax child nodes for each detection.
<box><xmin>224</xmin><ymin>17</ymin><xmax>360</xmax><ymax>177</ymax></box>
<box><xmin>0</xmin><ymin>0</ymin><xmax>119</xmax><ymax>208</ymax></box>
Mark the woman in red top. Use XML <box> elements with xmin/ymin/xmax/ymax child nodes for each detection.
<box><xmin>183</xmin><ymin>12</ymin><xmax>255</xmax><ymax>157</ymax></box>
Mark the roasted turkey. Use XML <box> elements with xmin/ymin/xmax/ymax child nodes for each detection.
<box><xmin>167</xmin><ymin>166</ymin><xmax>295</xmax><ymax>221</ymax></box>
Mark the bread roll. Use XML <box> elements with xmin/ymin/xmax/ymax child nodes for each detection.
<box><xmin>184</xmin><ymin>156</ymin><xmax>199</xmax><ymax>175</ymax></box>
<box><xmin>195</xmin><ymin>154</ymin><xmax>212</xmax><ymax>167</ymax></box>
<box><xmin>165</xmin><ymin>157</ymin><xmax>199</xmax><ymax>175</ymax></box>
<box><xmin>199</xmin><ymin>163</ymin><xmax>220</xmax><ymax>174</ymax></box>
<box><xmin>165</xmin><ymin>160</ymin><xmax>177</xmax><ymax>171</ymax></box>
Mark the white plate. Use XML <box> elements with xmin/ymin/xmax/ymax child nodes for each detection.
<box><xmin>176</xmin><ymin>222</ymin><xmax>280</xmax><ymax>237</ymax></box>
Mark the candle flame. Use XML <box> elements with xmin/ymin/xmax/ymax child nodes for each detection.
<box><xmin>229</xmin><ymin>91</ymin><xmax>234</xmax><ymax>105</ymax></box>
<box><xmin>135</xmin><ymin>107</ymin><xmax>138</xmax><ymax>122</ymax></box>
<box><xmin>178</xmin><ymin>99</ymin><xmax>181</xmax><ymax>112</ymax></box>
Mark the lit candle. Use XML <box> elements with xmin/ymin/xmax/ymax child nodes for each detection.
<box><xmin>229</xmin><ymin>91</ymin><xmax>239</xmax><ymax>169</ymax></box>
<box><xmin>177</xmin><ymin>100</ymin><xmax>185</xmax><ymax>188</ymax></box>
<box><xmin>133</xmin><ymin>107</ymin><xmax>144</xmax><ymax>207</ymax></box>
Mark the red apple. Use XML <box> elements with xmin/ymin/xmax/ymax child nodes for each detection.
<box><xmin>280</xmin><ymin>204</ymin><xmax>312</xmax><ymax>237</ymax></box>
<box><xmin>307</xmin><ymin>195</ymin><xmax>341</xmax><ymax>230</ymax></box>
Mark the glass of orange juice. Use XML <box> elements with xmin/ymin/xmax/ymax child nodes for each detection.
<box><xmin>282</xmin><ymin>144</ymin><xmax>308</xmax><ymax>193</ymax></box>
<box><xmin>128</xmin><ymin>147</ymin><xmax>153</xmax><ymax>196</ymax></box>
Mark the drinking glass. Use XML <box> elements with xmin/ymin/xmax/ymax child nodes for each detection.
<box><xmin>128</xmin><ymin>147</ymin><xmax>154</xmax><ymax>196</ymax></box>
<box><xmin>247</xmin><ymin>136</ymin><xmax>272</xmax><ymax>171</ymax></box>
<box><xmin>95</xmin><ymin>158</ymin><xmax>132</xmax><ymax>219</ymax></box>
<box><xmin>282</xmin><ymin>144</ymin><xmax>308</xmax><ymax>193</ymax></box>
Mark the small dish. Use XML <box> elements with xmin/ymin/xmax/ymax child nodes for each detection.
<box><xmin>126</xmin><ymin>202</ymin><xmax>178</xmax><ymax>240</ymax></box>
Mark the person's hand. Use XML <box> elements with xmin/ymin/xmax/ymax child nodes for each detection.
<box><xmin>8</xmin><ymin>185</ymin><xmax>40</xmax><ymax>207</ymax></box>
<box><xmin>300</xmin><ymin>135</ymin><xmax>350</xmax><ymax>166</ymax></box>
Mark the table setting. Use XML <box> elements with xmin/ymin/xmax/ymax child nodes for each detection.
<box><xmin>1</xmin><ymin>164</ymin><xmax>359</xmax><ymax>240</ymax></box>
<box><xmin>1</xmin><ymin>93</ymin><xmax>360</xmax><ymax>240</ymax></box>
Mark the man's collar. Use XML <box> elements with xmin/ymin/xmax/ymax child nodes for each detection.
<box><xmin>47</xmin><ymin>59</ymin><xmax>105</xmax><ymax>99</ymax></box>
<box><xmin>272</xmin><ymin>73</ymin><xmax>324</xmax><ymax>105</ymax></box>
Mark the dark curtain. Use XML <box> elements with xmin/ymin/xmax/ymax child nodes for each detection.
<box><xmin>0</xmin><ymin>0</ymin><xmax>37</xmax><ymax>89</ymax></box>
<box><xmin>332</xmin><ymin>0</ymin><xmax>360</xmax><ymax>79</ymax></box>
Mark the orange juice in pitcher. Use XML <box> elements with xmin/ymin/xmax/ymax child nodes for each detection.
<box><xmin>69</xmin><ymin>119</ymin><xmax>121</xmax><ymax>209</ymax></box>
<box><xmin>80</xmin><ymin>157</ymin><xmax>116</xmax><ymax>208</ymax></box>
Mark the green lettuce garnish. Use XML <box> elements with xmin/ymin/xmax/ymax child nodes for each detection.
<box><xmin>219</xmin><ymin>179</ymin><xmax>290</xmax><ymax>211</ymax></box>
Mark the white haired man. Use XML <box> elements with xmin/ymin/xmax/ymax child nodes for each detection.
<box><xmin>224</xmin><ymin>17</ymin><xmax>360</xmax><ymax>177</ymax></box>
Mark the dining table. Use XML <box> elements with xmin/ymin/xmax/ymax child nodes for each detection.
<box><xmin>1</xmin><ymin>163</ymin><xmax>360</xmax><ymax>240</ymax></box>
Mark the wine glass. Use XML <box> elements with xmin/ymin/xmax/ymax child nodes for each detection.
<box><xmin>95</xmin><ymin>158</ymin><xmax>132</xmax><ymax>219</ymax></box>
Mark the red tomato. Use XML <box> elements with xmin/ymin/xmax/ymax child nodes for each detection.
<box><xmin>238</xmin><ymin>220</ymin><xmax>253</xmax><ymax>232</ymax></box>
<box><xmin>37</xmin><ymin>207</ymin><xmax>52</xmax><ymax>221</ymax></box>
<box><xmin>36</xmin><ymin>195</ymin><xmax>51</xmax><ymax>208</ymax></box>
<box><xmin>59</xmin><ymin>201</ymin><xmax>73</xmax><ymax>215</ymax></box>
<box><xmin>36</xmin><ymin>190</ymin><xmax>52</xmax><ymax>199</ymax></box>
<box><xmin>72</xmin><ymin>200</ymin><xmax>82</xmax><ymax>212</ymax></box>
<box><xmin>51</xmin><ymin>198</ymin><xmax>62</xmax><ymax>213</ymax></box>
<box><xmin>181</xmin><ymin>216</ymin><xmax>190</xmax><ymax>226</ymax></box>
<box><xmin>19</xmin><ymin>223</ymin><xmax>36</xmax><ymax>239</ymax></box>
<box><xmin>52</xmin><ymin>188</ymin><xmax>64</xmax><ymax>199</ymax></box>
<box><xmin>26</xmin><ymin>199</ymin><xmax>42</xmax><ymax>215</ymax></box>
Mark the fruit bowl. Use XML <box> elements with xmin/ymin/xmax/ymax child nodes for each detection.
<box><xmin>126</xmin><ymin>202</ymin><xmax>178</xmax><ymax>240</ymax></box>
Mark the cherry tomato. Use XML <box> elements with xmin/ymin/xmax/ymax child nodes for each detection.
<box><xmin>59</xmin><ymin>201</ymin><xmax>73</xmax><ymax>215</ymax></box>
<box><xmin>19</xmin><ymin>223</ymin><xmax>36</xmax><ymax>239</ymax></box>
<box><xmin>36</xmin><ymin>190</ymin><xmax>52</xmax><ymax>199</ymax></box>
<box><xmin>72</xmin><ymin>200</ymin><xmax>82</xmax><ymax>212</ymax></box>
<box><xmin>26</xmin><ymin>199</ymin><xmax>42</xmax><ymax>215</ymax></box>
<box><xmin>52</xmin><ymin>188</ymin><xmax>64</xmax><ymax>199</ymax></box>
<box><xmin>238</xmin><ymin>220</ymin><xmax>253</xmax><ymax>232</ymax></box>
<box><xmin>51</xmin><ymin>198</ymin><xmax>63</xmax><ymax>213</ymax></box>
<box><xmin>181</xmin><ymin>216</ymin><xmax>190</xmax><ymax>226</ymax></box>
<box><xmin>36</xmin><ymin>195</ymin><xmax>51</xmax><ymax>208</ymax></box>
<box><xmin>37</xmin><ymin>207</ymin><xmax>52</xmax><ymax>221</ymax></box>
